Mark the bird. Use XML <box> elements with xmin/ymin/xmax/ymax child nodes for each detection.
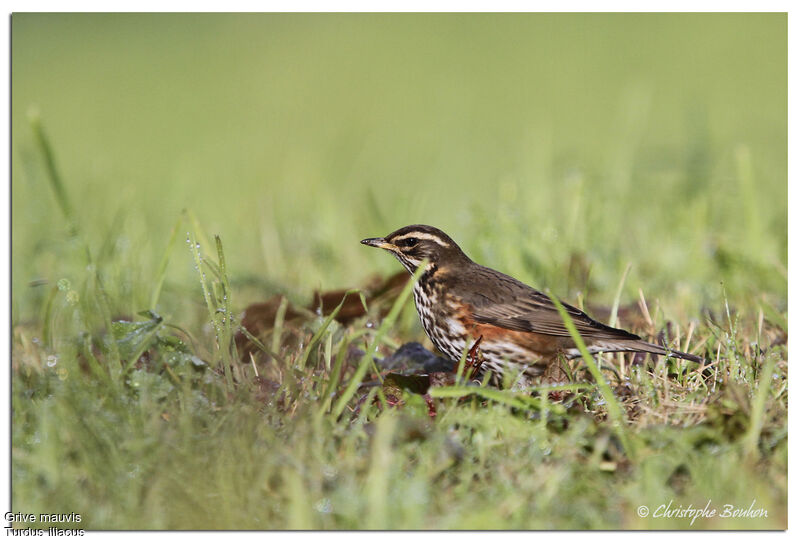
<box><xmin>361</xmin><ymin>224</ymin><xmax>703</xmax><ymax>383</ymax></box>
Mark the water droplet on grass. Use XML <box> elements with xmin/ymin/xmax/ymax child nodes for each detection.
<box><xmin>314</xmin><ymin>498</ymin><xmax>332</xmax><ymax>514</ymax></box>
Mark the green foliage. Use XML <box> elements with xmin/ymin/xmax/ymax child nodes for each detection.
<box><xmin>10</xmin><ymin>13</ymin><xmax>786</xmax><ymax>530</ymax></box>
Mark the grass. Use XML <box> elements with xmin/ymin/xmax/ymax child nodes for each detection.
<box><xmin>10</xmin><ymin>13</ymin><xmax>787</xmax><ymax>530</ymax></box>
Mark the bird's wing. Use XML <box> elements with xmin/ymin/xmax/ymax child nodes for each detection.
<box><xmin>462</xmin><ymin>266</ymin><xmax>640</xmax><ymax>341</ymax></box>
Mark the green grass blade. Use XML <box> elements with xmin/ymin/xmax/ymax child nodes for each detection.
<box><xmin>429</xmin><ymin>385</ymin><xmax>566</xmax><ymax>414</ymax></box>
<box><xmin>92</xmin><ymin>269</ymin><xmax>122</xmax><ymax>372</ymax></box>
<box><xmin>185</xmin><ymin>209</ymin><xmax>214</xmax><ymax>260</ymax></box>
<box><xmin>331</xmin><ymin>262</ymin><xmax>426</xmax><ymax>420</ymax></box>
<box><xmin>545</xmin><ymin>290</ymin><xmax>636</xmax><ymax>460</ymax></box>
<box><xmin>315</xmin><ymin>328</ymin><xmax>371</xmax><ymax>418</ymax></box>
<box><xmin>187</xmin><ymin>226</ymin><xmax>234</xmax><ymax>392</ymax></box>
<box><xmin>271</xmin><ymin>296</ymin><xmax>289</xmax><ymax>355</ymax></box>
<box><xmin>41</xmin><ymin>285</ymin><xmax>59</xmax><ymax>350</ymax></box>
<box><xmin>122</xmin><ymin>323</ymin><xmax>164</xmax><ymax>373</ymax></box>
<box><xmin>215</xmin><ymin>235</ymin><xmax>238</xmax><ymax>386</ymax></box>
<box><xmin>28</xmin><ymin>109</ymin><xmax>74</xmax><ymax>228</ymax></box>
<box><xmin>608</xmin><ymin>262</ymin><xmax>632</xmax><ymax>328</ymax></box>
<box><xmin>760</xmin><ymin>301</ymin><xmax>787</xmax><ymax>332</ymax></box>
<box><xmin>297</xmin><ymin>288</ymin><xmax>362</xmax><ymax>370</ymax></box>
<box><xmin>365</xmin><ymin>412</ymin><xmax>397</xmax><ymax>529</ymax></box>
<box><xmin>744</xmin><ymin>353</ymin><xmax>777</xmax><ymax>458</ymax></box>
<box><xmin>188</xmin><ymin>230</ymin><xmax>221</xmax><ymax>341</ymax></box>
<box><xmin>149</xmin><ymin>216</ymin><xmax>183</xmax><ymax>310</ymax></box>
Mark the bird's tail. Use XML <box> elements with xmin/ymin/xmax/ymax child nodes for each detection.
<box><xmin>572</xmin><ymin>340</ymin><xmax>705</xmax><ymax>364</ymax></box>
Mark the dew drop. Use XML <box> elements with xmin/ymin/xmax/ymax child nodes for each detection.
<box><xmin>314</xmin><ymin>498</ymin><xmax>332</xmax><ymax>514</ymax></box>
<box><xmin>322</xmin><ymin>465</ymin><xmax>338</xmax><ymax>479</ymax></box>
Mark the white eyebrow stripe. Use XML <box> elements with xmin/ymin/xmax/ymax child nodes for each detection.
<box><xmin>392</xmin><ymin>232</ymin><xmax>450</xmax><ymax>247</ymax></box>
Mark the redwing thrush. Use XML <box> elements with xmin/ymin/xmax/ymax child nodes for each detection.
<box><xmin>361</xmin><ymin>224</ymin><xmax>702</xmax><ymax>381</ymax></box>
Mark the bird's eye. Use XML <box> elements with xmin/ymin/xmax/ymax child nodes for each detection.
<box><xmin>397</xmin><ymin>237</ymin><xmax>418</xmax><ymax>248</ymax></box>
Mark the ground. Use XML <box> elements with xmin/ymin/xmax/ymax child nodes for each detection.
<box><xmin>10</xmin><ymin>13</ymin><xmax>787</xmax><ymax>530</ymax></box>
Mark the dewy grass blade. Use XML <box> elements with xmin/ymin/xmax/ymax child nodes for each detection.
<box><xmin>546</xmin><ymin>290</ymin><xmax>636</xmax><ymax>461</ymax></box>
<box><xmin>189</xmin><ymin>231</ymin><xmax>221</xmax><ymax>342</ymax></box>
<box><xmin>331</xmin><ymin>261</ymin><xmax>427</xmax><ymax>420</ymax></box>
<box><xmin>185</xmin><ymin>209</ymin><xmax>214</xmax><ymax>262</ymax></box>
<box><xmin>188</xmin><ymin>228</ymin><xmax>235</xmax><ymax>392</ymax></box>
<box><xmin>215</xmin><ymin>236</ymin><xmax>237</xmax><ymax>389</ymax></box>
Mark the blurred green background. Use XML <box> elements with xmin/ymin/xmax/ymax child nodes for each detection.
<box><xmin>12</xmin><ymin>12</ymin><xmax>786</xmax><ymax>328</ymax></box>
<box><xmin>10</xmin><ymin>13</ymin><xmax>788</xmax><ymax>530</ymax></box>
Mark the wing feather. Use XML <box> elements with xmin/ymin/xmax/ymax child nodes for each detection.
<box><xmin>458</xmin><ymin>265</ymin><xmax>640</xmax><ymax>341</ymax></box>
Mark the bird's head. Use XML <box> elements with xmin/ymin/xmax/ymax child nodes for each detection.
<box><xmin>361</xmin><ymin>224</ymin><xmax>468</xmax><ymax>274</ymax></box>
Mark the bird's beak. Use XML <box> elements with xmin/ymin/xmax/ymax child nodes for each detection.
<box><xmin>361</xmin><ymin>237</ymin><xmax>396</xmax><ymax>251</ymax></box>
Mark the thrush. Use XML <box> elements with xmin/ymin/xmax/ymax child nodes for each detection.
<box><xmin>361</xmin><ymin>224</ymin><xmax>703</xmax><ymax>382</ymax></box>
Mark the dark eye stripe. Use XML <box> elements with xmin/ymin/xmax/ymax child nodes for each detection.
<box><xmin>397</xmin><ymin>237</ymin><xmax>418</xmax><ymax>248</ymax></box>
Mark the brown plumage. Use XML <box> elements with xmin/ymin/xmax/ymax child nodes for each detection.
<box><xmin>362</xmin><ymin>224</ymin><xmax>703</xmax><ymax>382</ymax></box>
